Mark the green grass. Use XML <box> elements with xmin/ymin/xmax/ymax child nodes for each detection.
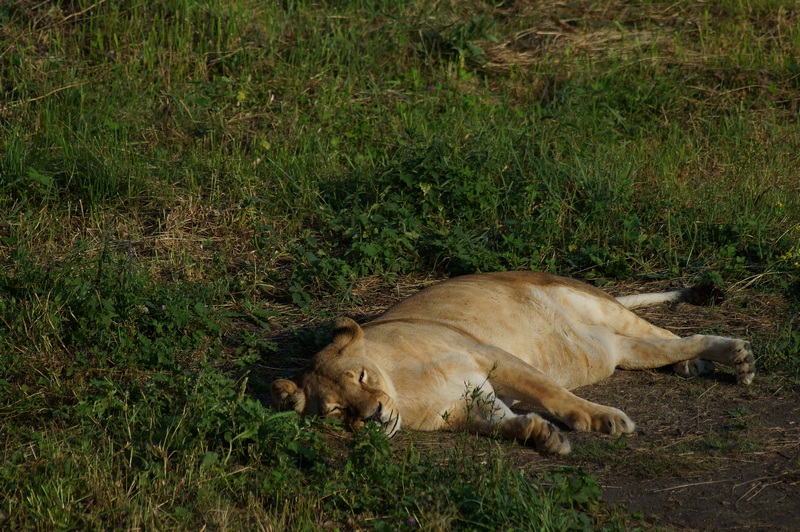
<box><xmin>2</xmin><ymin>0</ymin><xmax>800</xmax><ymax>528</ymax></box>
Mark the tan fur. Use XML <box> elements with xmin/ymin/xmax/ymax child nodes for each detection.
<box><xmin>272</xmin><ymin>272</ymin><xmax>755</xmax><ymax>454</ymax></box>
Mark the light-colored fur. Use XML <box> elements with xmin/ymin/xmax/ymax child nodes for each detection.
<box><xmin>272</xmin><ymin>272</ymin><xmax>755</xmax><ymax>454</ymax></box>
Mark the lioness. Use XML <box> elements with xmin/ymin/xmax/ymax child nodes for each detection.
<box><xmin>272</xmin><ymin>272</ymin><xmax>755</xmax><ymax>454</ymax></box>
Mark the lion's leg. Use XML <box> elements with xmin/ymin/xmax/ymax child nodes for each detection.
<box><xmin>470</xmin><ymin>411</ymin><xmax>572</xmax><ymax>455</ymax></box>
<box><xmin>671</xmin><ymin>357</ymin><xmax>717</xmax><ymax>378</ymax></box>
<box><xmin>559</xmin><ymin>291</ymin><xmax>718</xmax><ymax>378</ymax></box>
<box><xmin>470</xmin><ymin>346</ymin><xmax>636</xmax><ymax>436</ymax></box>
<box><xmin>615</xmin><ymin>334</ymin><xmax>755</xmax><ymax>384</ymax></box>
<box><xmin>441</xmin><ymin>380</ymin><xmax>571</xmax><ymax>455</ymax></box>
<box><xmin>599</xmin><ymin>316</ymin><xmax>717</xmax><ymax>379</ymax></box>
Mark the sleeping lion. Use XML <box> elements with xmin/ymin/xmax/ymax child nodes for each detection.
<box><xmin>272</xmin><ymin>272</ymin><xmax>755</xmax><ymax>454</ymax></box>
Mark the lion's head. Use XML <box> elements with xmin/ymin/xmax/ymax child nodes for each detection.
<box><xmin>271</xmin><ymin>317</ymin><xmax>402</xmax><ymax>437</ymax></box>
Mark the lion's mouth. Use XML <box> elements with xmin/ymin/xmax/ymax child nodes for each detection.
<box><xmin>365</xmin><ymin>401</ymin><xmax>385</xmax><ymax>424</ymax></box>
<box><xmin>362</xmin><ymin>402</ymin><xmax>401</xmax><ymax>438</ymax></box>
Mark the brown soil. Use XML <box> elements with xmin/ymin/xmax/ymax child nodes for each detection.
<box><xmin>259</xmin><ymin>276</ymin><xmax>800</xmax><ymax>531</ymax></box>
<box><xmin>385</xmin><ymin>372</ymin><xmax>800</xmax><ymax>531</ymax></box>
<box><xmin>558</xmin><ymin>371</ymin><xmax>800</xmax><ymax>531</ymax></box>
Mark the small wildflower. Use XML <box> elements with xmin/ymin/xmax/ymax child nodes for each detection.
<box><xmin>774</xmin><ymin>201</ymin><xmax>784</xmax><ymax>209</ymax></box>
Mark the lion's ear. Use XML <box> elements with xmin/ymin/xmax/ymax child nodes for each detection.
<box><xmin>271</xmin><ymin>379</ymin><xmax>306</xmax><ymax>413</ymax></box>
<box><xmin>332</xmin><ymin>317</ymin><xmax>364</xmax><ymax>350</ymax></box>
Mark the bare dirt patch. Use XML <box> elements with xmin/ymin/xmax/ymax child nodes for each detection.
<box><xmin>258</xmin><ymin>276</ymin><xmax>800</xmax><ymax>531</ymax></box>
<box><xmin>524</xmin><ymin>369</ymin><xmax>800</xmax><ymax>531</ymax></box>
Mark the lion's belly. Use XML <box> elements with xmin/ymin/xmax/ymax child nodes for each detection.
<box><xmin>437</xmin><ymin>299</ymin><xmax>619</xmax><ymax>390</ymax></box>
<box><xmin>375</xmin><ymin>281</ymin><xmax>623</xmax><ymax>390</ymax></box>
<box><xmin>497</xmin><ymin>323</ymin><xmax>618</xmax><ymax>390</ymax></box>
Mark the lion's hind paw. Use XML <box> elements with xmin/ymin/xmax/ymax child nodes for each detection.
<box><xmin>672</xmin><ymin>357</ymin><xmax>716</xmax><ymax>378</ymax></box>
<box><xmin>734</xmin><ymin>341</ymin><xmax>756</xmax><ymax>385</ymax></box>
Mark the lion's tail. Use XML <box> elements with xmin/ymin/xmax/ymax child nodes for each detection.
<box><xmin>616</xmin><ymin>285</ymin><xmax>724</xmax><ymax>309</ymax></box>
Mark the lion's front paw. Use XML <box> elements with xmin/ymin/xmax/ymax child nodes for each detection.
<box><xmin>733</xmin><ymin>340</ymin><xmax>756</xmax><ymax>385</ymax></box>
<box><xmin>516</xmin><ymin>415</ymin><xmax>571</xmax><ymax>455</ymax></box>
<box><xmin>536</xmin><ymin>420</ymin><xmax>572</xmax><ymax>455</ymax></box>
<box><xmin>567</xmin><ymin>406</ymin><xmax>635</xmax><ymax>436</ymax></box>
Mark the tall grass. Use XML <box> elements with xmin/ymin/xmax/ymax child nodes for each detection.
<box><xmin>2</xmin><ymin>0</ymin><xmax>799</xmax><ymax>528</ymax></box>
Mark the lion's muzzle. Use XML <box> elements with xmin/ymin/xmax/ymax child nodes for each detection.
<box><xmin>364</xmin><ymin>401</ymin><xmax>384</xmax><ymax>424</ymax></box>
<box><xmin>371</xmin><ymin>402</ymin><xmax>402</xmax><ymax>438</ymax></box>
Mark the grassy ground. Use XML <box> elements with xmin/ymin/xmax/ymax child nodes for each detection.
<box><xmin>2</xmin><ymin>0</ymin><xmax>799</xmax><ymax>529</ymax></box>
